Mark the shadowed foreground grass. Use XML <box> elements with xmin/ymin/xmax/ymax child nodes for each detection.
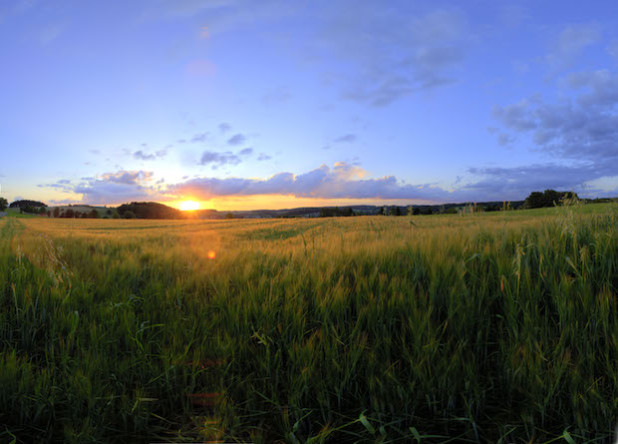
<box><xmin>0</xmin><ymin>204</ymin><xmax>616</xmax><ymax>443</ymax></box>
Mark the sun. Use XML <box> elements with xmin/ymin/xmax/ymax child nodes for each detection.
<box><xmin>179</xmin><ymin>200</ymin><xmax>201</xmax><ymax>211</ymax></box>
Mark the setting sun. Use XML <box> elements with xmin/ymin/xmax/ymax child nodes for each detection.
<box><xmin>179</xmin><ymin>200</ymin><xmax>200</xmax><ymax>211</ymax></box>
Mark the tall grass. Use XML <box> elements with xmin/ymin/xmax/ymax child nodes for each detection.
<box><xmin>1</xmin><ymin>204</ymin><xmax>616</xmax><ymax>443</ymax></box>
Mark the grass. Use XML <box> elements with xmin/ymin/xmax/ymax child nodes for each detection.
<box><xmin>0</xmin><ymin>203</ymin><xmax>617</xmax><ymax>443</ymax></box>
<box><xmin>3</xmin><ymin>208</ymin><xmax>40</xmax><ymax>218</ymax></box>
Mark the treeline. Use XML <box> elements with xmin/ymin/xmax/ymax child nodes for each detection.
<box><xmin>51</xmin><ymin>208</ymin><xmax>101</xmax><ymax>219</ymax></box>
<box><xmin>319</xmin><ymin>207</ymin><xmax>356</xmax><ymax>217</ymax></box>
<box><xmin>117</xmin><ymin>202</ymin><xmax>183</xmax><ymax>219</ymax></box>
<box><xmin>9</xmin><ymin>200</ymin><xmax>47</xmax><ymax>214</ymax></box>
<box><xmin>523</xmin><ymin>190</ymin><xmax>578</xmax><ymax>209</ymax></box>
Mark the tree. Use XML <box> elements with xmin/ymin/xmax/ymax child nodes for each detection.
<box><xmin>89</xmin><ymin>209</ymin><xmax>99</xmax><ymax>219</ymax></box>
<box><xmin>0</xmin><ymin>197</ymin><xmax>7</xmax><ymax>211</ymax></box>
<box><xmin>524</xmin><ymin>191</ymin><xmax>545</xmax><ymax>209</ymax></box>
<box><xmin>53</xmin><ymin>207</ymin><xmax>60</xmax><ymax>218</ymax></box>
<box><xmin>124</xmin><ymin>210</ymin><xmax>136</xmax><ymax>219</ymax></box>
<box><xmin>524</xmin><ymin>190</ymin><xmax>580</xmax><ymax>209</ymax></box>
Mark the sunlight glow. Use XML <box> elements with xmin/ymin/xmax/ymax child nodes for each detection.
<box><xmin>179</xmin><ymin>200</ymin><xmax>201</xmax><ymax>211</ymax></box>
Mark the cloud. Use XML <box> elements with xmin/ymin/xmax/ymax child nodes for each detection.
<box><xmin>219</xmin><ymin>122</ymin><xmax>231</xmax><ymax>133</ymax></box>
<box><xmin>133</xmin><ymin>149</ymin><xmax>168</xmax><ymax>161</ymax></box>
<box><xmin>46</xmin><ymin>159</ymin><xmax>614</xmax><ymax>207</ymax></box>
<box><xmin>99</xmin><ymin>170</ymin><xmax>154</xmax><ymax>185</ymax></box>
<box><xmin>67</xmin><ymin>170</ymin><xmax>160</xmax><ymax>205</ymax></box>
<box><xmin>190</xmin><ymin>132</ymin><xmax>210</xmax><ymax>143</ymax></box>
<box><xmin>200</xmin><ymin>151</ymin><xmax>241</xmax><ymax>167</ymax></box>
<box><xmin>199</xmin><ymin>146</ymin><xmax>254</xmax><ymax>168</ymax></box>
<box><xmin>546</xmin><ymin>24</ymin><xmax>601</xmax><ymax>71</ymax></box>
<box><xmin>257</xmin><ymin>153</ymin><xmax>272</xmax><ymax>161</ymax></box>
<box><xmin>465</xmin><ymin>163</ymin><xmax>604</xmax><ymax>199</ymax></box>
<box><xmin>227</xmin><ymin>133</ymin><xmax>246</xmax><ymax>145</ymax></box>
<box><xmin>156</xmin><ymin>2</ymin><xmax>469</xmax><ymax>107</ymax></box>
<box><xmin>38</xmin><ymin>179</ymin><xmax>74</xmax><ymax>193</ymax></box>
<box><xmin>168</xmin><ymin>158</ymin><xmax>617</xmax><ymax>204</ymax></box>
<box><xmin>493</xmin><ymin>70</ymin><xmax>618</xmax><ymax>163</ymax></box>
<box><xmin>170</xmin><ymin>162</ymin><xmax>456</xmax><ymax>201</ymax></box>
<box><xmin>334</xmin><ymin>134</ymin><xmax>357</xmax><ymax>143</ymax></box>
<box><xmin>319</xmin><ymin>7</ymin><xmax>470</xmax><ymax>107</ymax></box>
<box><xmin>497</xmin><ymin>133</ymin><xmax>515</xmax><ymax>146</ymax></box>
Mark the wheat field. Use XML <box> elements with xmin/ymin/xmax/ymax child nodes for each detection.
<box><xmin>1</xmin><ymin>204</ymin><xmax>617</xmax><ymax>443</ymax></box>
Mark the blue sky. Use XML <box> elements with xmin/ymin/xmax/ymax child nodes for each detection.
<box><xmin>1</xmin><ymin>0</ymin><xmax>617</xmax><ymax>209</ymax></box>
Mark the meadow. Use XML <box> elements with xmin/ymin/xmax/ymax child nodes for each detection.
<box><xmin>0</xmin><ymin>203</ymin><xmax>616</xmax><ymax>443</ymax></box>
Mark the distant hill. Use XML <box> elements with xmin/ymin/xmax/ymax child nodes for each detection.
<box><xmin>117</xmin><ymin>202</ymin><xmax>183</xmax><ymax>219</ymax></box>
<box><xmin>190</xmin><ymin>201</ymin><xmax>528</xmax><ymax>219</ymax></box>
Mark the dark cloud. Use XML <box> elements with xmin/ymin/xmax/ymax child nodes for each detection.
<box><xmin>133</xmin><ymin>150</ymin><xmax>156</xmax><ymax>161</ymax></box>
<box><xmin>200</xmin><ymin>151</ymin><xmax>242</xmax><ymax>167</ymax></box>
<box><xmin>334</xmin><ymin>134</ymin><xmax>357</xmax><ymax>143</ymax></box>
<box><xmin>493</xmin><ymin>70</ymin><xmax>618</xmax><ymax>163</ymax></box>
<box><xmin>465</xmin><ymin>163</ymin><xmax>606</xmax><ymax>200</ymax></box>
<box><xmin>497</xmin><ymin>133</ymin><xmax>515</xmax><ymax>146</ymax></box>
<box><xmin>227</xmin><ymin>133</ymin><xmax>246</xmax><ymax>145</ymax></box>
<box><xmin>199</xmin><ymin>146</ymin><xmax>254</xmax><ymax>168</ymax></box>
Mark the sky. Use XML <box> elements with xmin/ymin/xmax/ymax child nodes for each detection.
<box><xmin>1</xmin><ymin>0</ymin><xmax>617</xmax><ymax>210</ymax></box>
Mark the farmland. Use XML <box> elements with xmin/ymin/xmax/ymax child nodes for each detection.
<box><xmin>0</xmin><ymin>204</ymin><xmax>617</xmax><ymax>443</ymax></box>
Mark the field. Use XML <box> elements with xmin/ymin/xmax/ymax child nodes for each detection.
<box><xmin>0</xmin><ymin>204</ymin><xmax>617</xmax><ymax>443</ymax></box>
